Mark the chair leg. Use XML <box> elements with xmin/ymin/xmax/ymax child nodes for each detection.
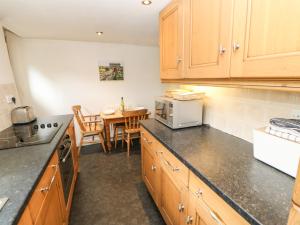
<box><xmin>100</xmin><ymin>132</ymin><xmax>107</xmax><ymax>153</ymax></box>
<box><xmin>127</xmin><ymin>134</ymin><xmax>131</xmax><ymax>157</ymax></box>
<box><xmin>114</xmin><ymin>127</ymin><xmax>118</xmax><ymax>149</ymax></box>
<box><xmin>78</xmin><ymin>136</ymin><xmax>84</xmax><ymax>155</ymax></box>
<box><xmin>121</xmin><ymin>128</ymin><xmax>125</xmax><ymax>148</ymax></box>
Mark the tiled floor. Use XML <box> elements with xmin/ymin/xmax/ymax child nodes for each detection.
<box><xmin>69</xmin><ymin>142</ymin><xmax>165</xmax><ymax>225</ymax></box>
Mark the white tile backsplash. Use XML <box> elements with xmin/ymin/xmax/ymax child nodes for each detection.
<box><xmin>181</xmin><ymin>85</ymin><xmax>300</xmax><ymax>143</ymax></box>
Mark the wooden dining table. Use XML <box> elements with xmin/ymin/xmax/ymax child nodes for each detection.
<box><xmin>100</xmin><ymin>110</ymin><xmax>150</xmax><ymax>151</ymax></box>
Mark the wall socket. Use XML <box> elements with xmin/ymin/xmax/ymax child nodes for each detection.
<box><xmin>291</xmin><ymin>110</ymin><xmax>300</xmax><ymax>119</ymax></box>
<box><xmin>5</xmin><ymin>95</ymin><xmax>15</xmax><ymax>104</ymax></box>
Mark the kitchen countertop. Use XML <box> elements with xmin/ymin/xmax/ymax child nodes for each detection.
<box><xmin>0</xmin><ymin>114</ymin><xmax>73</xmax><ymax>225</ymax></box>
<box><xmin>141</xmin><ymin>119</ymin><xmax>295</xmax><ymax>225</ymax></box>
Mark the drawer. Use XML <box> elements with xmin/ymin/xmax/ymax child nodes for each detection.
<box><xmin>141</xmin><ymin>127</ymin><xmax>158</xmax><ymax>151</ymax></box>
<box><xmin>189</xmin><ymin>172</ymin><xmax>250</xmax><ymax>225</ymax></box>
<box><xmin>158</xmin><ymin>143</ymin><xmax>189</xmax><ymax>188</ymax></box>
<box><xmin>28</xmin><ymin>152</ymin><xmax>59</xmax><ymax>223</ymax></box>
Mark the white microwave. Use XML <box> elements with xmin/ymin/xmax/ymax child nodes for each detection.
<box><xmin>155</xmin><ymin>97</ymin><xmax>203</xmax><ymax>129</ymax></box>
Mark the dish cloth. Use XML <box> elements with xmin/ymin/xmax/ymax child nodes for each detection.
<box><xmin>270</xmin><ymin>118</ymin><xmax>300</xmax><ymax>133</ymax></box>
<box><xmin>265</xmin><ymin>126</ymin><xmax>300</xmax><ymax>143</ymax></box>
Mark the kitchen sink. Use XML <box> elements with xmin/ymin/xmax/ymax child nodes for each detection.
<box><xmin>0</xmin><ymin>198</ymin><xmax>8</xmax><ymax>211</ymax></box>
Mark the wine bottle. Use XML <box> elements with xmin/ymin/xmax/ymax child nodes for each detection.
<box><xmin>120</xmin><ymin>97</ymin><xmax>125</xmax><ymax>112</ymax></box>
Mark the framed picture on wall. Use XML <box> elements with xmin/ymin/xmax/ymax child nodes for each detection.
<box><xmin>99</xmin><ymin>62</ymin><xmax>124</xmax><ymax>81</ymax></box>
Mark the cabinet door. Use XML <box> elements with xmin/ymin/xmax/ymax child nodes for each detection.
<box><xmin>184</xmin><ymin>0</ymin><xmax>234</xmax><ymax>78</ymax></box>
<box><xmin>18</xmin><ymin>207</ymin><xmax>33</xmax><ymax>225</ymax></box>
<box><xmin>231</xmin><ymin>0</ymin><xmax>300</xmax><ymax>78</ymax></box>
<box><xmin>160</xmin><ymin>0</ymin><xmax>184</xmax><ymax>79</ymax></box>
<box><xmin>35</xmin><ymin>168</ymin><xmax>65</xmax><ymax>225</ymax></box>
<box><xmin>187</xmin><ymin>191</ymin><xmax>225</xmax><ymax>225</ymax></box>
<box><xmin>160</xmin><ymin>168</ymin><xmax>187</xmax><ymax>225</ymax></box>
<box><xmin>142</xmin><ymin>144</ymin><xmax>160</xmax><ymax>206</ymax></box>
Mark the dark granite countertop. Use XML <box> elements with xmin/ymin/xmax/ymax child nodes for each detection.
<box><xmin>0</xmin><ymin>114</ymin><xmax>73</xmax><ymax>225</ymax></box>
<box><xmin>141</xmin><ymin>119</ymin><xmax>295</xmax><ymax>225</ymax></box>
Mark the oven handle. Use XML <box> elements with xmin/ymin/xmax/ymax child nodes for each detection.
<box><xmin>62</xmin><ymin>144</ymin><xmax>72</xmax><ymax>163</ymax></box>
<box><xmin>40</xmin><ymin>164</ymin><xmax>58</xmax><ymax>193</ymax></box>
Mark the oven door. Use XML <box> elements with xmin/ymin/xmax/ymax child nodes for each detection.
<box><xmin>58</xmin><ymin>139</ymin><xmax>74</xmax><ymax>205</ymax></box>
<box><xmin>155</xmin><ymin>100</ymin><xmax>173</xmax><ymax>127</ymax></box>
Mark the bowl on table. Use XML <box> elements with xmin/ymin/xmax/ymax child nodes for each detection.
<box><xmin>103</xmin><ymin>109</ymin><xmax>116</xmax><ymax>115</ymax></box>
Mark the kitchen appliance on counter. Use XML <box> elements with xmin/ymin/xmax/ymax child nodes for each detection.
<box><xmin>11</xmin><ymin>106</ymin><xmax>36</xmax><ymax>125</ymax></box>
<box><xmin>155</xmin><ymin>96</ymin><xmax>203</xmax><ymax>129</ymax></box>
<box><xmin>253</xmin><ymin>127</ymin><xmax>300</xmax><ymax>177</ymax></box>
<box><xmin>0</xmin><ymin>119</ymin><xmax>62</xmax><ymax>150</ymax></box>
<box><xmin>57</xmin><ymin>132</ymin><xmax>74</xmax><ymax>204</ymax></box>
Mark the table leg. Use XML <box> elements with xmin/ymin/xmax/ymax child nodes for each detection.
<box><xmin>104</xmin><ymin>120</ymin><xmax>112</xmax><ymax>151</ymax></box>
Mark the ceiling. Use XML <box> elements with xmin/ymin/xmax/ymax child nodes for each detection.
<box><xmin>0</xmin><ymin>0</ymin><xmax>171</xmax><ymax>46</ymax></box>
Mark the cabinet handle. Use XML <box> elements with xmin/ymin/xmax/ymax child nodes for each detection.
<box><xmin>178</xmin><ymin>203</ymin><xmax>185</xmax><ymax>212</ymax></box>
<box><xmin>186</xmin><ymin>215</ymin><xmax>193</xmax><ymax>224</ymax></box>
<box><xmin>161</xmin><ymin>156</ymin><xmax>180</xmax><ymax>172</ymax></box>
<box><xmin>219</xmin><ymin>45</ymin><xmax>226</xmax><ymax>55</ymax></box>
<box><xmin>151</xmin><ymin>165</ymin><xmax>156</xmax><ymax>171</ymax></box>
<box><xmin>233</xmin><ymin>42</ymin><xmax>240</xmax><ymax>52</ymax></box>
<box><xmin>176</xmin><ymin>56</ymin><xmax>183</xmax><ymax>64</ymax></box>
<box><xmin>40</xmin><ymin>164</ymin><xmax>58</xmax><ymax>193</ymax></box>
<box><xmin>143</xmin><ymin>137</ymin><xmax>153</xmax><ymax>145</ymax></box>
<box><xmin>195</xmin><ymin>189</ymin><xmax>225</xmax><ymax>225</ymax></box>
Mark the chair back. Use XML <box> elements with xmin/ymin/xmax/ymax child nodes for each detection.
<box><xmin>72</xmin><ymin>105</ymin><xmax>86</xmax><ymax>132</ymax></box>
<box><xmin>123</xmin><ymin>109</ymin><xmax>148</xmax><ymax>130</ymax></box>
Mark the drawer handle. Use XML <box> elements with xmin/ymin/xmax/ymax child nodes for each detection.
<box><xmin>186</xmin><ymin>215</ymin><xmax>193</xmax><ymax>224</ymax></box>
<box><xmin>40</xmin><ymin>164</ymin><xmax>58</xmax><ymax>193</ymax></box>
<box><xmin>151</xmin><ymin>165</ymin><xmax>156</xmax><ymax>171</ymax></box>
<box><xmin>195</xmin><ymin>189</ymin><xmax>225</xmax><ymax>225</ymax></box>
<box><xmin>161</xmin><ymin>156</ymin><xmax>180</xmax><ymax>172</ymax></box>
<box><xmin>142</xmin><ymin>137</ymin><xmax>153</xmax><ymax>145</ymax></box>
<box><xmin>178</xmin><ymin>203</ymin><xmax>185</xmax><ymax>212</ymax></box>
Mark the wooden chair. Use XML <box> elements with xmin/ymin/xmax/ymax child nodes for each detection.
<box><xmin>123</xmin><ymin>109</ymin><xmax>148</xmax><ymax>156</ymax></box>
<box><xmin>72</xmin><ymin>105</ymin><xmax>107</xmax><ymax>154</ymax></box>
<box><xmin>114</xmin><ymin>123</ymin><xmax>125</xmax><ymax>149</ymax></box>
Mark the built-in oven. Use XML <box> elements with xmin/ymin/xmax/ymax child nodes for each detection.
<box><xmin>57</xmin><ymin>133</ymin><xmax>74</xmax><ymax>205</ymax></box>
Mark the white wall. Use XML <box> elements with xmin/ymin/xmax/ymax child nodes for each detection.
<box><xmin>0</xmin><ymin>25</ymin><xmax>15</xmax><ymax>84</ymax></box>
<box><xmin>0</xmin><ymin>25</ymin><xmax>20</xmax><ymax>130</ymax></box>
<box><xmin>6</xmin><ymin>34</ymin><xmax>165</xmax><ymax>141</ymax></box>
<box><xmin>6</xmin><ymin>35</ymin><xmax>164</xmax><ymax>116</ymax></box>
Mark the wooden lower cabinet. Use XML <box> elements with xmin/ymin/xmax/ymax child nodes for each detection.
<box><xmin>141</xmin><ymin>128</ymin><xmax>250</xmax><ymax>225</ymax></box>
<box><xmin>141</xmin><ymin>142</ymin><xmax>161</xmax><ymax>206</ymax></box>
<box><xmin>18</xmin><ymin>207</ymin><xmax>33</xmax><ymax>225</ymax></box>
<box><xmin>187</xmin><ymin>173</ymin><xmax>249</xmax><ymax>225</ymax></box>
<box><xmin>35</xmin><ymin>166</ymin><xmax>65</xmax><ymax>225</ymax></box>
<box><xmin>160</xmin><ymin>167</ymin><xmax>188</xmax><ymax>225</ymax></box>
<box><xmin>141</xmin><ymin>127</ymin><xmax>188</xmax><ymax>225</ymax></box>
<box><xmin>18</xmin><ymin>120</ymin><xmax>78</xmax><ymax>225</ymax></box>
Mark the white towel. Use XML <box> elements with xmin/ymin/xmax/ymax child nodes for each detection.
<box><xmin>265</xmin><ymin>126</ymin><xmax>300</xmax><ymax>143</ymax></box>
<box><xmin>270</xmin><ymin>124</ymin><xmax>300</xmax><ymax>137</ymax></box>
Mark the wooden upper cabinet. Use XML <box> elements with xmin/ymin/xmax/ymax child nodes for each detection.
<box><xmin>231</xmin><ymin>0</ymin><xmax>300</xmax><ymax>78</ymax></box>
<box><xmin>160</xmin><ymin>0</ymin><xmax>184</xmax><ymax>79</ymax></box>
<box><xmin>184</xmin><ymin>0</ymin><xmax>234</xmax><ymax>78</ymax></box>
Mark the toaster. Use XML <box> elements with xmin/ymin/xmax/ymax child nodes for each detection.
<box><xmin>11</xmin><ymin>106</ymin><xmax>37</xmax><ymax>125</ymax></box>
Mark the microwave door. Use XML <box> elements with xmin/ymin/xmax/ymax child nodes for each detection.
<box><xmin>155</xmin><ymin>101</ymin><xmax>168</xmax><ymax>121</ymax></box>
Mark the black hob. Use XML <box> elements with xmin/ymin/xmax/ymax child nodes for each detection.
<box><xmin>0</xmin><ymin>120</ymin><xmax>62</xmax><ymax>150</ymax></box>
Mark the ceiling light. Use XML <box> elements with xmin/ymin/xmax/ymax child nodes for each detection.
<box><xmin>96</xmin><ymin>32</ymin><xmax>103</xmax><ymax>36</ymax></box>
<box><xmin>142</xmin><ymin>0</ymin><xmax>152</xmax><ymax>5</ymax></box>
